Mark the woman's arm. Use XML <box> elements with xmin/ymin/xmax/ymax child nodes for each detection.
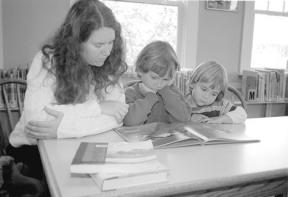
<box><xmin>27</xmin><ymin>83</ymin><xmax>128</xmax><ymax>139</ymax></box>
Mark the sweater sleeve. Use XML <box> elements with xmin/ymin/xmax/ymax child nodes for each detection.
<box><xmin>225</xmin><ymin>106</ymin><xmax>247</xmax><ymax>123</ymax></box>
<box><xmin>54</xmin><ymin>83</ymin><xmax>125</xmax><ymax>138</ymax></box>
<box><xmin>9</xmin><ymin>51</ymin><xmax>55</xmax><ymax>147</ymax></box>
<box><xmin>124</xmin><ymin>86</ymin><xmax>158</xmax><ymax>126</ymax></box>
<box><xmin>157</xmin><ymin>85</ymin><xmax>191</xmax><ymax>122</ymax></box>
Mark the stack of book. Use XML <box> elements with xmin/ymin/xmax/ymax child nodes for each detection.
<box><xmin>70</xmin><ymin>140</ymin><xmax>168</xmax><ymax>191</ymax></box>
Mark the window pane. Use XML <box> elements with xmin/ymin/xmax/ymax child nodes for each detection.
<box><xmin>103</xmin><ymin>0</ymin><xmax>178</xmax><ymax>69</ymax></box>
<box><xmin>255</xmin><ymin>0</ymin><xmax>268</xmax><ymax>10</ymax></box>
<box><xmin>268</xmin><ymin>0</ymin><xmax>284</xmax><ymax>12</ymax></box>
<box><xmin>251</xmin><ymin>14</ymin><xmax>288</xmax><ymax>69</ymax></box>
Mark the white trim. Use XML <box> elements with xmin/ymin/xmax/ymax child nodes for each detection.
<box><xmin>239</xmin><ymin>1</ymin><xmax>255</xmax><ymax>73</ymax></box>
<box><xmin>177</xmin><ymin>1</ymin><xmax>199</xmax><ymax>70</ymax></box>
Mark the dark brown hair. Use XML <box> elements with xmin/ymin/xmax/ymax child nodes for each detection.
<box><xmin>41</xmin><ymin>0</ymin><xmax>127</xmax><ymax>104</ymax></box>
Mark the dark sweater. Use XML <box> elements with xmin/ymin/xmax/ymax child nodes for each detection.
<box><xmin>124</xmin><ymin>82</ymin><xmax>190</xmax><ymax>126</ymax></box>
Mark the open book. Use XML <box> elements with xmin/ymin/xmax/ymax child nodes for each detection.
<box><xmin>115</xmin><ymin>122</ymin><xmax>260</xmax><ymax>149</ymax></box>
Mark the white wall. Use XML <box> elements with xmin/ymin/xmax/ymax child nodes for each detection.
<box><xmin>2</xmin><ymin>0</ymin><xmax>69</xmax><ymax>68</ymax></box>
<box><xmin>196</xmin><ymin>1</ymin><xmax>245</xmax><ymax>88</ymax></box>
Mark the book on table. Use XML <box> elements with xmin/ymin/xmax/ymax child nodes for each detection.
<box><xmin>90</xmin><ymin>162</ymin><xmax>168</xmax><ymax>191</ymax></box>
<box><xmin>70</xmin><ymin>140</ymin><xmax>168</xmax><ymax>174</ymax></box>
<box><xmin>114</xmin><ymin>122</ymin><xmax>260</xmax><ymax>149</ymax></box>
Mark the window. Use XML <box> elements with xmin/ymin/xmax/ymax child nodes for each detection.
<box><xmin>101</xmin><ymin>0</ymin><xmax>198</xmax><ymax>71</ymax></box>
<box><xmin>103</xmin><ymin>0</ymin><xmax>177</xmax><ymax>70</ymax></box>
<box><xmin>248</xmin><ymin>0</ymin><xmax>288</xmax><ymax>70</ymax></box>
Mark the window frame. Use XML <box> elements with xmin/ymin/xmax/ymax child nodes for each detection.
<box><xmin>240</xmin><ymin>1</ymin><xmax>288</xmax><ymax>73</ymax></box>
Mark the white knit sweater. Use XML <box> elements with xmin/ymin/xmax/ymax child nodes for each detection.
<box><xmin>9</xmin><ymin>52</ymin><xmax>125</xmax><ymax>147</ymax></box>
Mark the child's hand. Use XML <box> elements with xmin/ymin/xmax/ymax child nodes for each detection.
<box><xmin>100</xmin><ymin>101</ymin><xmax>129</xmax><ymax>123</ymax></box>
<box><xmin>139</xmin><ymin>82</ymin><xmax>156</xmax><ymax>95</ymax></box>
<box><xmin>205</xmin><ymin>115</ymin><xmax>233</xmax><ymax>124</ymax></box>
<box><xmin>190</xmin><ymin>114</ymin><xmax>210</xmax><ymax>123</ymax></box>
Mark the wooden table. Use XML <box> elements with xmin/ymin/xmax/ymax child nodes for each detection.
<box><xmin>38</xmin><ymin>117</ymin><xmax>288</xmax><ymax>197</ymax></box>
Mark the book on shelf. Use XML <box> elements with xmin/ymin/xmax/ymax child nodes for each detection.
<box><xmin>90</xmin><ymin>162</ymin><xmax>168</xmax><ymax>191</ymax></box>
<box><xmin>114</xmin><ymin>122</ymin><xmax>260</xmax><ymax>149</ymax></box>
<box><xmin>70</xmin><ymin>140</ymin><xmax>166</xmax><ymax>174</ymax></box>
<box><xmin>242</xmin><ymin>70</ymin><xmax>258</xmax><ymax>101</ymax></box>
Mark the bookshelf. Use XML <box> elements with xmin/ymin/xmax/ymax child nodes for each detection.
<box><xmin>246</xmin><ymin>101</ymin><xmax>288</xmax><ymax>118</ymax></box>
<box><xmin>241</xmin><ymin>68</ymin><xmax>288</xmax><ymax>117</ymax></box>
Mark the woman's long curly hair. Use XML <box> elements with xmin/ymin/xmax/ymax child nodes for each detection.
<box><xmin>41</xmin><ymin>0</ymin><xmax>127</xmax><ymax>104</ymax></box>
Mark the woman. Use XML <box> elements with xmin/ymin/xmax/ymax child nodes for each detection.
<box><xmin>7</xmin><ymin>0</ymin><xmax>128</xmax><ymax>179</ymax></box>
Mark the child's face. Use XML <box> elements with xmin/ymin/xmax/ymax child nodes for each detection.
<box><xmin>139</xmin><ymin>70</ymin><xmax>175</xmax><ymax>92</ymax></box>
<box><xmin>190</xmin><ymin>82</ymin><xmax>220</xmax><ymax>106</ymax></box>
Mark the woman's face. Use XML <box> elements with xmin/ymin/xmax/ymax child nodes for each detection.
<box><xmin>81</xmin><ymin>27</ymin><xmax>115</xmax><ymax>67</ymax></box>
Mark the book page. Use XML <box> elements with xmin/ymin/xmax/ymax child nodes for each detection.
<box><xmin>184</xmin><ymin>123</ymin><xmax>259</xmax><ymax>143</ymax></box>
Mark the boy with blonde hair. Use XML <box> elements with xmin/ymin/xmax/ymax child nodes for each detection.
<box><xmin>187</xmin><ymin>61</ymin><xmax>247</xmax><ymax>123</ymax></box>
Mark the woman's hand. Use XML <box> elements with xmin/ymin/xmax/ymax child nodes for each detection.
<box><xmin>100</xmin><ymin>101</ymin><xmax>129</xmax><ymax>123</ymax></box>
<box><xmin>25</xmin><ymin>107</ymin><xmax>63</xmax><ymax>139</ymax></box>
<box><xmin>190</xmin><ymin>114</ymin><xmax>210</xmax><ymax>123</ymax></box>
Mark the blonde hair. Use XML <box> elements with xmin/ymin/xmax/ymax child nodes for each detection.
<box><xmin>189</xmin><ymin>61</ymin><xmax>228</xmax><ymax>100</ymax></box>
<box><xmin>135</xmin><ymin>41</ymin><xmax>179</xmax><ymax>78</ymax></box>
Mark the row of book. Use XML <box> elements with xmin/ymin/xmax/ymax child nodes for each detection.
<box><xmin>241</xmin><ymin>68</ymin><xmax>288</xmax><ymax>102</ymax></box>
<box><xmin>174</xmin><ymin>70</ymin><xmax>194</xmax><ymax>97</ymax></box>
<box><xmin>0</xmin><ymin>67</ymin><xmax>29</xmax><ymax>110</ymax></box>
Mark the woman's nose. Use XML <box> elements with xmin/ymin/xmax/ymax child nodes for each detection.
<box><xmin>101</xmin><ymin>45</ymin><xmax>111</xmax><ymax>56</ymax></box>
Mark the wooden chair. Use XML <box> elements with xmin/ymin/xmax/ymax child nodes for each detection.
<box><xmin>226</xmin><ymin>86</ymin><xmax>247</xmax><ymax>110</ymax></box>
<box><xmin>0</xmin><ymin>79</ymin><xmax>27</xmax><ymax>153</ymax></box>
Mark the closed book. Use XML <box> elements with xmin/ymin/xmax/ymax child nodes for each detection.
<box><xmin>71</xmin><ymin>140</ymin><xmax>159</xmax><ymax>174</ymax></box>
<box><xmin>90</xmin><ymin>162</ymin><xmax>168</xmax><ymax>191</ymax></box>
<box><xmin>242</xmin><ymin>70</ymin><xmax>258</xmax><ymax>101</ymax></box>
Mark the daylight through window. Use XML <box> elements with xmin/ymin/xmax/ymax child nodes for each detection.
<box><xmin>251</xmin><ymin>0</ymin><xmax>288</xmax><ymax>69</ymax></box>
<box><xmin>103</xmin><ymin>0</ymin><xmax>178</xmax><ymax>71</ymax></box>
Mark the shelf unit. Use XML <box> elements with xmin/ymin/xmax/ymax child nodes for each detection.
<box><xmin>246</xmin><ymin>101</ymin><xmax>288</xmax><ymax>117</ymax></box>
